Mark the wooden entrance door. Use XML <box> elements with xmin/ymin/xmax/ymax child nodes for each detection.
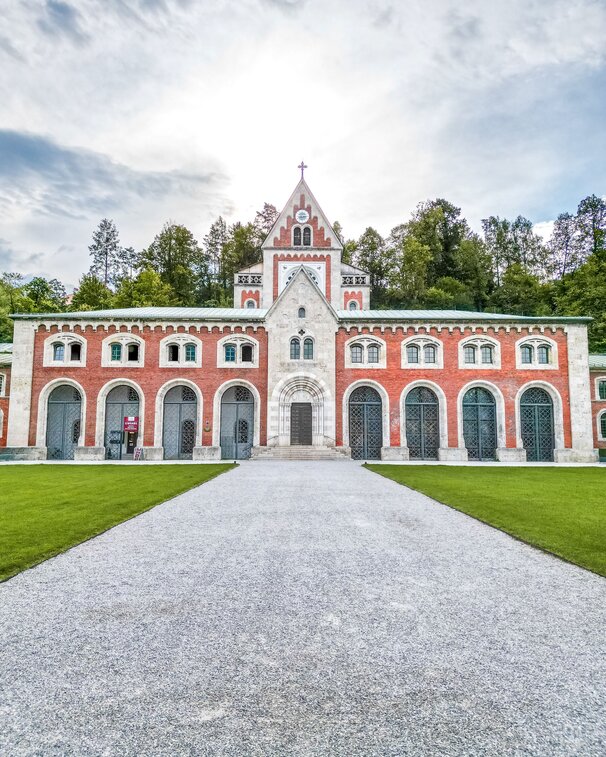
<box><xmin>290</xmin><ymin>403</ymin><xmax>312</xmax><ymax>445</ymax></box>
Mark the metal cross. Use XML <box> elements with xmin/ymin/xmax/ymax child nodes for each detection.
<box><xmin>298</xmin><ymin>160</ymin><xmax>308</xmax><ymax>179</ymax></box>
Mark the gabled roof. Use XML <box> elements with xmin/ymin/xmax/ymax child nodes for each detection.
<box><xmin>589</xmin><ymin>354</ymin><xmax>606</xmax><ymax>369</ymax></box>
<box><xmin>263</xmin><ymin>177</ymin><xmax>342</xmax><ymax>250</ymax></box>
<box><xmin>265</xmin><ymin>264</ymin><xmax>338</xmax><ymax>321</ymax></box>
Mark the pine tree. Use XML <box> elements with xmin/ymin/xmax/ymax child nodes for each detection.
<box><xmin>88</xmin><ymin>219</ymin><xmax>121</xmax><ymax>287</ymax></box>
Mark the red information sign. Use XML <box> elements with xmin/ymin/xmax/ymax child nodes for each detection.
<box><xmin>123</xmin><ymin>416</ymin><xmax>139</xmax><ymax>432</ymax></box>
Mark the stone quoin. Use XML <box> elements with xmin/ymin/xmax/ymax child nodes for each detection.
<box><xmin>1</xmin><ymin>176</ymin><xmax>601</xmax><ymax>463</ymax></box>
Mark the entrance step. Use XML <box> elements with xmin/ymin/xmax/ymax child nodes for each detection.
<box><xmin>250</xmin><ymin>445</ymin><xmax>351</xmax><ymax>461</ymax></box>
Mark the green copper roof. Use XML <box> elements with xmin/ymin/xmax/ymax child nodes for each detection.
<box><xmin>589</xmin><ymin>354</ymin><xmax>606</xmax><ymax>369</ymax></box>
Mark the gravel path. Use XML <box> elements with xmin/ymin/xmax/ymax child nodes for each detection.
<box><xmin>1</xmin><ymin>461</ymin><xmax>605</xmax><ymax>756</ymax></box>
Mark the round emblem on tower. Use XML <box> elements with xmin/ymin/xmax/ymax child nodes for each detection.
<box><xmin>295</xmin><ymin>209</ymin><xmax>309</xmax><ymax>224</ymax></box>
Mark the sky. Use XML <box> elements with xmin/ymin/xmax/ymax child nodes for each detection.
<box><xmin>1</xmin><ymin>0</ymin><xmax>605</xmax><ymax>287</ymax></box>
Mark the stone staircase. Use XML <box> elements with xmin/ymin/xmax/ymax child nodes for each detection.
<box><xmin>250</xmin><ymin>445</ymin><xmax>351</xmax><ymax>461</ymax></box>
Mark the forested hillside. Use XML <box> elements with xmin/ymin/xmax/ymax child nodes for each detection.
<box><xmin>1</xmin><ymin>195</ymin><xmax>604</xmax><ymax>350</ymax></box>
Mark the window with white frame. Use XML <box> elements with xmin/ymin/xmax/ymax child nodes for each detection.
<box><xmin>402</xmin><ymin>337</ymin><xmax>443</xmax><ymax>369</ymax></box>
<box><xmin>43</xmin><ymin>333</ymin><xmax>86</xmax><ymax>367</ymax></box>
<box><xmin>599</xmin><ymin>410</ymin><xmax>606</xmax><ymax>440</ymax></box>
<box><xmin>289</xmin><ymin>336</ymin><xmax>314</xmax><ymax>361</ymax></box>
<box><xmin>346</xmin><ymin>337</ymin><xmax>386</xmax><ymax>369</ymax></box>
<box><xmin>516</xmin><ymin>337</ymin><xmax>557</xmax><ymax>369</ymax></box>
<box><xmin>245</xmin><ymin>299</ymin><xmax>257</xmax><ymax>309</ymax></box>
<box><xmin>0</xmin><ymin>373</ymin><xmax>5</xmax><ymax>396</ymax></box>
<box><xmin>159</xmin><ymin>334</ymin><xmax>202</xmax><ymax>368</ymax></box>
<box><xmin>101</xmin><ymin>334</ymin><xmax>144</xmax><ymax>367</ymax></box>
<box><xmin>348</xmin><ymin>300</ymin><xmax>358</xmax><ymax>311</ymax></box>
<box><xmin>217</xmin><ymin>335</ymin><xmax>259</xmax><ymax>368</ymax></box>
<box><xmin>458</xmin><ymin>337</ymin><xmax>500</xmax><ymax>369</ymax></box>
<box><xmin>597</xmin><ymin>378</ymin><xmax>606</xmax><ymax>401</ymax></box>
<box><xmin>293</xmin><ymin>225</ymin><xmax>312</xmax><ymax>246</ymax></box>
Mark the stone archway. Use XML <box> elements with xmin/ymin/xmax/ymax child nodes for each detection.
<box><xmin>278</xmin><ymin>377</ymin><xmax>326</xmax><ymax>447</ymax></box>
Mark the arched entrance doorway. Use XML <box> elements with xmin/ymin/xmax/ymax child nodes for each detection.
<box><xmin>104</xmin><ymin>385</ymin><xmax>140</xmax><ymax>460</ymax></box>
<box><xmin>46</xmin><ymin>385</ymin><xmax>82</xmax><ymax>460</ymax></box>
<box><xmin>462</xmin><ymin>387</ymin><xmax>497</xmax><ymax>460</ymax></box>
<box><xmin>163</xmin><ymin>385</ymin><xmax>197</xmax><ymax>460</ymax></box>
<box><xmin>220</xmin><ymin>386</ymin><xmax>254</xmax><ymax>459</ymax></box>
<box><xmin>520</xmin><ymin>387</ymin><xmax>555</xmax><ymax>462</ymax></box>
<box><xmin>406</xmin><ymin>386</ymin><xmax>439</xmax><ymax>460</ymax></box>
<box><xmin>349</xmin><ymin>386</ymin><xmax>382</xmax><ymax>460</ymax></box>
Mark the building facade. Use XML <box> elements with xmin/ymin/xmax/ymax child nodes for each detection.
<box><xmin>590</xmin><ymin>354</ymin><xmax>606</xmax><ymax>458</ymax></box>
<box><xmin>2</xmin><ymin>177</ymin><xmax>600</xmax><ymax>463</ymax></box>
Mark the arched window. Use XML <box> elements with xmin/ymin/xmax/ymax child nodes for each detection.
<box><xmin>290</xmin><ymin>338</ymin><xmax>301</xmax><ymax>360</ymax></box>
<box><xmin>367</xmin><ymin>344</ymin><xmax>379</xmax><ymax>364</ymax></box>
<box><xmin>303</xmin><ymin>227</ymin><xmax>311</xmax><ymax>246</ymax></box>
<box><xmin>127</xmin><ymin>343</ymin><xmax>140</xmax><ymax>362</ymax></box>
<box><xmin>185</xmin><ymin>343</ymin><xmax>196</xmax><ymax>362</ymax></box>
<box><xmin>521</xmin><ymin>345</ymin><xmax>533</xmax><ymax>364</ymax></box>
<box><xmin>246</xmin><ymin>300</ymin><xmax>256</xmax><ymax>309</ymax></box>
<box><xmin>464</xmin><ymin>345</ymin><xmax>476</xmax><ymax>364</ymax></box>
<box><xmin>224</xmin><ymin>344</ymin><xmax>236</xmax><ymax>362</ymax></box>
<box><xmin>110</xmin><ymin>343</ymin><xmax>122</xmax><ymax>362</ymax></box>
<box><xmin>350</xmin><ymin>344</ymin><xmax>363</xmax><ymax>364</ymax></box>
<box><xmin>293</xmin><ymin>227</ymin><xmax>302</xmax><ymax>246</ymax></box>
<box><xmin>348</xmin><ymin>300</ymin><xmax>358</xmax><ymax>311</ymax></box>
<box><xmin>168</xmin><ymin>344</ymin><xmax>180</xmax><ymax>362</ymax></box>
<box><xmin>298</xmin><ymin>307</ymin><xmax>306</xmax><ymax>318</ymax></box>
<box><xmin>52</xmin><ymin>343</ymin><xmax>65</xmax><ymax>361</ymax></box>
<box><xmin>423</xmin><ymin>344</ymin><xmax>436</xmax><ymax>364</ymax></box>
<box><xmin>600</xmin><ymin>411</ymin><xmax>606</xmax><ymax>439</ymax></box>
<box><xmin>599</xmin><ymin>380</ymin><xmax>606</xmax><ymax>400</ymax></box>
<box><xmin>303</xmin><ymin>338</ymin><xmax>314</xmax><ymax>360</ymax></box>
<box><xmin>0</xmin><ymin>374</ymin><xmax>4</xmax><ymax>396</ymax></box>
<box><xmin>406</xmin><ymin>344</ymin><xmax>419</xmax><ymax>364</ymax></box>
<box><xmin>241</xmin><ymin>344</ymin><xmax>253</xmax><ymax>363</ymax></box>
<box><xmin>70</xmin><ymin>343</ymin><xmax>81</xmax><ymax>361</ymax></box>
<box><xmin>537</xmin><ymin>345</ymin><xmax>551</xmax><ymax>364</ymax></box>
<box><xmin>481</xmin><ymin>345</ymin><xmax>494</xmax><ymax>364</ymax></box>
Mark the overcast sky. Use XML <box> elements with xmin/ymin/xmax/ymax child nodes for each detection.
<box><xmin>1</xmin><ymin>0</ymin><xmax>605</xmax><ymax>286</ymax></box>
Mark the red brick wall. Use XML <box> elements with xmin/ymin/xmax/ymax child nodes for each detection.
<box><xmin>343</xmin><ymin>291</ymin><xmax>363</xmax><ymax>310</ymax></box>
<box><xmin>271</xmin><ymin>194</ymin><xmax>333</xmax><ymax>248</ymax></box>
<box><xmin>590</xmin><ymin>369</ymin><xmax>606</xmax><ymax>449</ymax></box>
<box><xmin>335</xmin><ymin>325</ymin><xmax>572</xmax><ymax>448</ymax></box>
<box><xmin>240</xmin><ymin>289</ymin><xmax>261</xmax><ymax>307</ymax></box>
<box><xmin>0</xmin><ymin>366</ymin><xmax>10</xmax><ymax>447</ymax></box>
<box><xmin>28</xmin><ymin>324</ymin><xmax>269</xmax><ymax>448</ymax></box>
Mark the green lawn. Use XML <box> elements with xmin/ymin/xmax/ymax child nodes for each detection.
<box><xmin>0</xmin><ymin>464</ymin><xmax>235</xmax><ymax>582</ymax></box>
<box><xmin>366</xmin><ymin>465</ymin><xmax>606</xmax><ymax>576</ymax></box>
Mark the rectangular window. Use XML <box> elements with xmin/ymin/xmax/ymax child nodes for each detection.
<box><xmin>351</xmin><ymin>345</ymin><xmax>363</xmax><ymax>364</ymax></box>
<box><xmin>423</xmin><ymin>345</ymin><xmax>436</xmax><ymax>364</ymax></box>
<box><xmin>53</xmin><ymin>343</ymin><xmax>65</xmax><ymax>361</ymax></box>
<box><xmin>599</xmin><ymin>381</ymin><xmax>606</xmax><ymax>401</ymax></box>
<box><xmin>538</xmin><ymin>345</ymin><xmax>550</xmax><ymax>364</ymax></box>
<box><xmin>406</xmin><ymin>345</ymin><xmax>419</xmax><ymax>364</ymax></box>
<box><xmin>127</xmin><ymin>344</ymin><xmax>139</xmax><ymax>362</ymax></box>
<box><xmin>185</xmin><ymin>344</ymin><xmax>196</xmax><ymax>362</ymax></box>
<box><xmin>225</xmin><ymin>344</ymin><xmax>236</xmax><ymax>362</ymax></box>
<box><xmin>521</xmin><ymin>345</ymin><xmax>533</xmax><ymax>364</ymax></box>
<box><xmin>367</xmin><ymin>345</ymin><xmax>379</xmax><ymax>363</ymax></box>
<box><xmin>481</xmin><ymin>346</ymin><xmax>493</xmax><ymax>364</ymax></box>
<box><xmin>464</xmin><ymin>346</ymin><xmax>476</xmax><ymax>364</ymax></box>
<box><xmin>111</xmin><ymin>343</ymin><xmax>122</xmax><ymax>361</ymax></box>
<box><xmin>70</xmin><ymin>343</ymin><xmax>82</xmax><ymax>361</ymax></box>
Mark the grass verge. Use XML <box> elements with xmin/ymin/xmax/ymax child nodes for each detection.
<box><xmin>0</xmin><ymin>463</ymin><xmax>235</xmax><ymax>582</ymax></box>
<box><xmin>366</xmin><ymin>465</ymin><xmax>606</xmax><ymax>576</ymax></box>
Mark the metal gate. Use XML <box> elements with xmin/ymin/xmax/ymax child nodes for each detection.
<box><xmin>349</xmin><ymin>386</ymin><xmax>383</xmax><ymax>460</ymax></box>
<box><xmin>163</xmin><ymin>385</ymin><xmax>197</xmax><ymax>460</ymax></box>
<box><xmin>462</xmin><ymin>387</ymin><xmax>497</xmax><ymax>460</ymax></box>
<box><xmin>105</xmin><ymin>385</ymin><xmax>140</xmax><ymax>460</ymax></box>
<box><xmin>220</xmin><ymin>386</ymin><xmax>254</xmax><ymax>459</ymax></box>
<box><xmin>520</xmin><ymin>387</ymin><xmax>554</xmax><ymax>462</ymax></box>
<box><xmin>46</xmin><ymin>385</ymin><xmax>82</xmax><ymax>460</ymax></box>
<box><xmin>291</xmin><ymin>403</ymin><xmax>312</xmax><ymax>445</ymax></box>
<box><xmin>405</xmin><ymin>386</ymin><xmax>439</xmax><ymax>460</ymax></box>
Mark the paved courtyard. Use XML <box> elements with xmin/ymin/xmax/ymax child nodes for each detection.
<box><xmin>1</xmin><ymin>461</ymin><xmax>605</xmax><ymax>756</ymax></box>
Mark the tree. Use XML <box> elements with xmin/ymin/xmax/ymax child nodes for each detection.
<box><xmin>140</xmin><ymin>223</ymin><xmax>201</xmax><ymax>305</ymax></box>
<box><xmin>113</xmin><ymin>268</ymin><xmax>177</xmax><ymax>308</ymax></box>
<box><xmin>221</xmin><ymin>222</ymin><xmax>262</xmax><ymax>295</ymax></box>
<box><xmin>453</xmin><ymin>236</ymin><xmax>493</xmax><ymax>310</ymax></box>
<box><xmin>482</xmin><ymin>215</ymin><xmax>548</xmax><ymax>282</ymax></box>
<box><xmin>547</xmin><ymin>212</ymin><xmax>581</xmax><ymax>278</ymax></box>
<box><xmin>88</xmin><ymin>218</ymin><xmax>121</xmax><ymax>286</ymax></box>
<box><xmin>407</xmin><ymin>199</ymin><xmax>470</xmax><ymax>282</ymax></box>
<box><xmin>424</xmin><ymin>277</ymin><xmax>474</xmax><ymax>310</ymax></box>
<box><xmin>70</xmin><ymin>275</ymin><xmax>114</xmax><ymax>311</ymax></box>
<box><xmin>576</xmin><ymin>194</ymin><xmax>606</xmax><ymax>259</ymax></box>
<box><xmin>254</xmin><ymin>203</ymin><xmax>279</xmax><ymax>241</ymax></box>
<box><xmin>556</xmin><ymin>250</ymin><xmax>606</xmax><ymax>351</ymax></box>
<box><xmin>353</xmin><ymin>227</ymin><xmax>390</xmax><ymax>306</ymax></box>
<box><xmin>488</xmin><ymin>264</ymin><xmax>548</xmax><ymax>316</ymax></box>
<box><xmin>387</xmin><ymin>236</ymin><xmax>432</xmax><ymax>308</ymax></box>
<box><xmin>203</xmin><ymin>217</ymin><xmax>230</xmax><ymax>290</ymax></box>
<box><xmin>22</xmin><ymin>277</ymin><xmax>66</xmax><ymax>312</ymax></box>
<box><xmin>115</xmin><ymin>246</ymin><xmax>139</xmax><ymax>281</ymax></box>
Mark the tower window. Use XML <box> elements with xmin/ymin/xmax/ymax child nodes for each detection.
<box><xmin>293</xmin><ymin>227</ymin><xmax>302</xmax><ymax>246</ymax></box>
<box><xmin>303</xmin><ymin>227</ymin><xmax>311</xmax><ymax>246</ymax></box>
<box><xmin>290</xmin><ymin>338</ymin><xmax>301</xmax><ymax>360</ymax></box>
<box><xmin>298</xmin><ymin>307</ymin><xmax>306</xmax><ymax>318</ymax></box>
<box><xmin>348</xmin><ymin>300</ymin><xmax>358</xmax><ymax>311</ymax></box>
<box><xmin>303</xmin><ymin>338</ymin><xmax>314</xmax><ymax>360</ymax></box>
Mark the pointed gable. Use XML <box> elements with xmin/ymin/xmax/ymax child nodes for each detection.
<box><xmin>263</xmin><ymin>178</ymin><xmax>343</xmax><ymax>251</ymax></box>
